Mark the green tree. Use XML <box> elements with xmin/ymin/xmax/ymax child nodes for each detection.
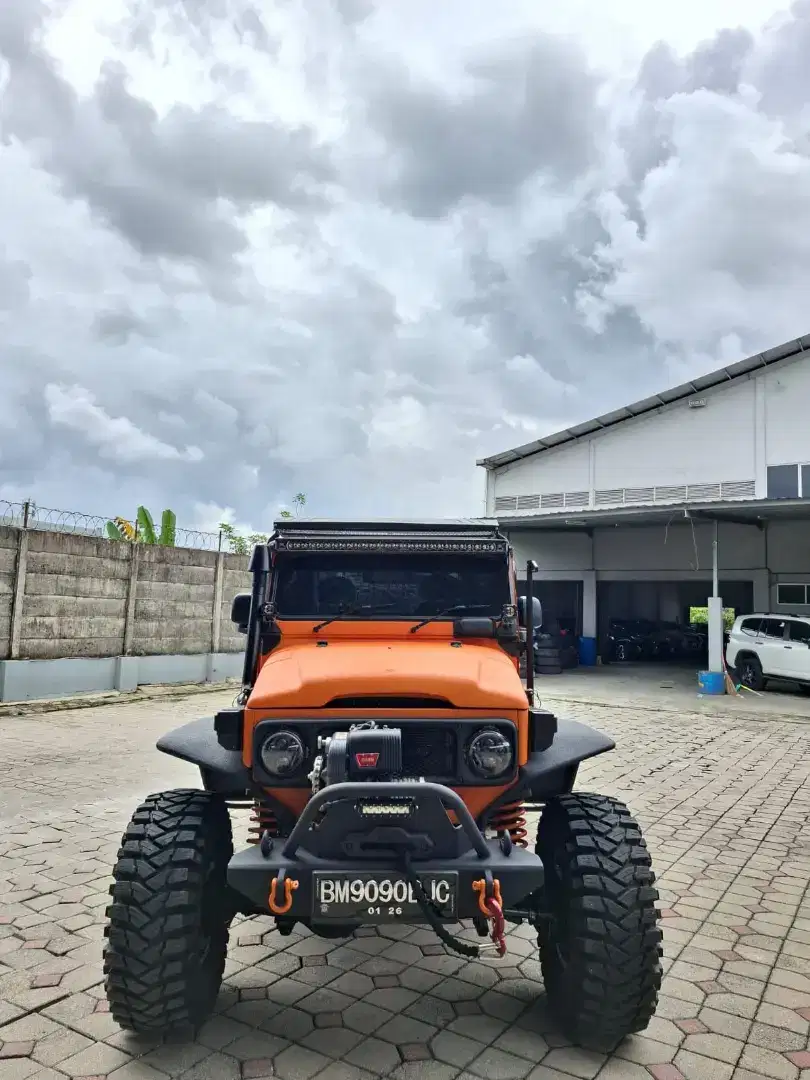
<box><xmin>219</xmin><ymin>494</ymin><xmax>308</xmax><ymax>554</ymax></box>
<box><xmin>219</xmin><ymin>522</ymin><xmax>269</xmax><ymax>556</ymax></box>
<box><xmin>279</xmin><ymin>492</ymin><xmax>307</xmax><ymax>519</ymax></box>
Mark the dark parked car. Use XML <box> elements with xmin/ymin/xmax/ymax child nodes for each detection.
<box><xmin>603</xmin><ymin>618</ymin><xmax>646</xmax><ymax>662</ymax></box>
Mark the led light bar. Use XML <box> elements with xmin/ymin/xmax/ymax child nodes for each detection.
<box><xmin>358</xmin><ymin>800</ymin><xmax>414</xmax><ymax>817</ymax></box>
<box><xmin>275</xmin><ymin>539</ymin><xmax>506</xmax><ymax>553</ymax></box>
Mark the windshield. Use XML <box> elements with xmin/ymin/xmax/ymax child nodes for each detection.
<box><xmin>273</xmin><ymin>553</ymin><xmax>510</xmax><ymax>620</ymax></box>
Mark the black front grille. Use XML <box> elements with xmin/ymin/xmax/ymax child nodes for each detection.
<box><xmin>400</xmin><ymin>725</ymin><xmax>457</xmax><ymax>779</ymax></box>
<box><xmin>254</xmin><ymin>716</ymin><xmax>516</xmax><ymax>787</ymax></box>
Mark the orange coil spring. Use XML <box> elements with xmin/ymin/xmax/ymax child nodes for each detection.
<box><xmin>247</xmin><ymin>801</ymin><xmax>279</xmax><ymax>845</ymax></box>
<box><xmin>491</xmin><ymin>801</ymin><xmax>528</xmax><ymax>848</ymax></box>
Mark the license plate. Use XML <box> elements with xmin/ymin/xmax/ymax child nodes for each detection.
<box><xmin>312</xmin><ymin>872</ymin><xmax>458</xmax><ymax>921</ymax></box>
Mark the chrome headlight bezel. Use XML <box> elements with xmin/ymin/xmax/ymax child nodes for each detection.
<box><xmin>465</xmin><ymin>728</ymin><xmax>514</xmax><ymax>780</ymax></box>
<box><xmin>259</xmin><ymin>729</ymin><xmax>306</xmax><ymax>777</ymax></box>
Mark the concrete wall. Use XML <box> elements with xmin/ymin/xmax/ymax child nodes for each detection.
<box><xmin>492</xmin><ymin>352</ymin><xmax>810</xmax><ymax>516</ymax></box>
<box><xmin>0</xmin><ymin>526</ymin><xmax>252</xmax><ymax>700</ymax></box>
<box><xmin>0</xmin><ymin>527</ymin><xmax>17</xmax><ymax>659</ymax></box>
<box><xmin>22</xmin><ymin>530</ymin><xmax>131</xmax><ymax>659</ymax></box>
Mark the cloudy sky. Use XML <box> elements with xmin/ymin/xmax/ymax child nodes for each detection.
<box><xmin>1</xmin><ymin>0</ymin><xmax>808</xmax><ymax>533</ymax></box>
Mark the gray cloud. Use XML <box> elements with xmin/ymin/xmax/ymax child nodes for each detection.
<box><xmin>357</xmin><ymin>33</ymin><xmax>604</xmax><ymax>219</ymax></box>
<box><xmin>1</xmin><ymin>0</ymin><xmax>809</xmax><ymax>528</ymax></box>
<box><xmin>0</xmin><ymin>13</ymin><xmax>333</xmax><ymax>278</ymax></box>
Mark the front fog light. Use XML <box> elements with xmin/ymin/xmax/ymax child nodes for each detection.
<box><xmin>260</xmin><ymin>731</ymin><xmax>305</xmax><ymax>776</ymax></box>
<box><xmin>466</xmin><ymin>729</ymin><xmax>514</xmax><ymax>779</ymax></box>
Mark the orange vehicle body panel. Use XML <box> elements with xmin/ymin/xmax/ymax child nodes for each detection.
<box><xmin>245</xmin><ymin>619</ymin><xmax>528</xmax><ymax>820</ymax></box>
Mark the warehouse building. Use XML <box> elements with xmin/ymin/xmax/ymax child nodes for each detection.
<box><xmin>478</xmin><ymin>334</ymin><xmax>810</xmax><ymax>672</ymax></box>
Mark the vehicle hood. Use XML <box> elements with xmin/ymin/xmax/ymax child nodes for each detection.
<box><xmin>248</xmin><ymin>639</ymin><xmax>526</xmax><ymax>711</ymax></box>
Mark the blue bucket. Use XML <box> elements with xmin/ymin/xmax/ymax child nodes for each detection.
<box><xmin>698</xmin><ymin>670</ymin><xmax>725</xmax><ymax>695</ymax></box>
<box><xmin>578</xmin><ymin>636</ymin><xmax>597</xmax><ymax>667</ymax></box>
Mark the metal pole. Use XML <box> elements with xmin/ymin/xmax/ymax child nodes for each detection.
<box><xmin>707</xmin><ymin>519</ymin><xmax>723</xmax><ymax>676</ymax></box>
<box><xmin>524</xmin><ymin>559</ymin><xmax>538</xmax><ymax>706</ymax></box>
<box><xmin>712</xmin><ymin>520</ymin><xmax>719</xmax><ymax>597</ymax></box>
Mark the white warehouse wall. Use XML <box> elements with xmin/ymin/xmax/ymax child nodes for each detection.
<box><xmin>495</xmin><ymin>441</ymin><xmax>590</xmax><ymax>499</ymax></box>
<box><xmin>593</xmin><ymin>380</ymin><xmax>754</xmax><ymax>490</ymax></box>
<box><xmin>764</xmin><ymin>360</ymin><xmax>810</xmax><ymax>466</ymax></box>
<box><xmin>491</xmin><ymin>352</ymin><xmax>810</xmax><ymax>513</ymax></box>
<box><xmin>507</xmin><ymin>523</ymin><xmax>766</xmax><ymax>574</ymax></box>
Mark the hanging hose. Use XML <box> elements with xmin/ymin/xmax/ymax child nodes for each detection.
<box><xmin>399</xmin><ymin>854</ymin><xmax>507</xmax><ymax>960</ymax></box>
<box><xmin>400</xmin><ymin>853</ymin><xmax>480</xmax><ymax>958</ymax></box>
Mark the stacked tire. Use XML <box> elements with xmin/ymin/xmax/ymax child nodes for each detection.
<box><xmin>534</xmin><ymin>640</ymin><xmax>562</xmax><ymax>675</ymax></box>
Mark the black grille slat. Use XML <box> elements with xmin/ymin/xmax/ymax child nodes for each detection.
<box><xmin>400</xmin><ymin>726</ymin><xmax>457</xmax><ymax>778</ymax></box>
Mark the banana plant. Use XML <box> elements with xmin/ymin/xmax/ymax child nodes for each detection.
<box><xmin>159</xmin><ymin>509</ymin><xmax>176</xmax><ymax>546</ymax></box>
<box><xmin>136</xmin><ymin>506</ymin><xmax>157</xmax><ymax>545</ymax></box>
<box><xmin>106</xmin><ymin>516</ymin><xmax>137</xmax><ymax>541</ymax></box>
<box><xmin>105</xmin><ymin>506</ymin><xmax>177</xmax><ymax>546</ymax></box>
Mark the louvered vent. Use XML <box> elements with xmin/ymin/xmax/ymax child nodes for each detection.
<box><xmin>624</xmin><ymin>487</ymin><xmax>655</xmax><ymax>505</ymax></box>
<box><xmin>540</xmin><ymin>492</ymin><xmax>565</xmax><ymax>508</ymax></box>
<box><xmin>564</xmin><ymin>490</ymin><xmax>589</xmax><ymax>507</ymax></box>
<box><xmin>655</xmin><ymin>485</ymin><xmax>687</xmax><ymax>502</ymax></box>
<box><xmin>595</xmin><ymin>488</ymin><xmax>624</xmax><ymax>506</ymax></box>
<box><xmin>516</xmin><ymin>494</ymin><xmax>541</xmax><ymax>510</ymax></box>
<box><xmin>494</xmin><ymin>496</ymin><xmax>517</xmax><ymax>513</ymax></box>
<box><xmin>687</xmin><ymin>483</ymin><xmax>722</xmax><ymax>501</ymax></box>
<box><xmin>721</xmin><ymin>480</ymin><xmax>756</xmax><ymax>499</ymax></box>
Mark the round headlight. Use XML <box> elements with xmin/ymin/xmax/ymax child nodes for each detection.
<box><xmin>260</xmin><ymin>731</ymin><xmax>305</xmax><ymax>777</ymax></box>
<box><xmin>466</xmin><ymin>729</ymin><xmax>513</xmax><ymax>779</ymax></box>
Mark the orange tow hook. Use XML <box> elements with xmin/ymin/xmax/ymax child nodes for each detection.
<box><xmin>473</xmin><ymin>877</ymin><xmax>503</xmax><ymax>916</ymax></box>
<box><xmin>472</xmin><ymin>878</ymin><xmax>507</xmax><ymax>958</ymax></box>
<box><xmin>268</xmin><ymin>875</ymin><xmax>299</xmax><ymax>915</ymax></box>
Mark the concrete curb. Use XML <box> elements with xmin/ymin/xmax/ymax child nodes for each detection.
<box><xmin>0</xmin><ymin>678</ymin><xmax>240</xmax><ymax>719</ymax></box>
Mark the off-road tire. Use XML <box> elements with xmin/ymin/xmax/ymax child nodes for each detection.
<box><xmin>535</xmin><ymin>793</ymin><xmax>662</xmax><ymax>1052</ymax></box>
<box><xmin>104</xmin><ymin>789</ymin><xmax>234</xmax><ymax>1035</ymax></box>
<box><xmin>736</xmin><ymin>654</ymin><xmax>764</xmax><ymax>691</ymax></box>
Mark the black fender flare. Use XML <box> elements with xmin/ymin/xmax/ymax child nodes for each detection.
<box><xmin>157</xmin><ymin>716</ymin><xmax>252</xmax><ymax>798</ymax></box>
<box><xmin>481</xmin><ymin>718</ymin><xmax>615</xmax><ymax>826</ymax></box>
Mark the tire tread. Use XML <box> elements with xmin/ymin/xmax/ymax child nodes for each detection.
<box><xmin>103</xmin><ymin>788</ymin><xmax>233</xmax><ymax>1035</ymax></box>
<box><xmin>535</xmin><ymin>792</ymin><xmax>663</xmax><ymax>1052</ymax></box>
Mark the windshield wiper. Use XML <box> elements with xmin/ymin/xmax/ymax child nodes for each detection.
<box><xmin>312</xmin><ymin>603</ymin><xmax>395</xmax><ymax>633</ymax></box>
<box><xmin>409</xmin><ymin>604</ymin><xmax>482</xmax><ymax>634</ymax></box>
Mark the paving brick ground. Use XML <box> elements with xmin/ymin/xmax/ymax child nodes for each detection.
<box><xmin>1</xmin><ymin>686</ymin><xmax>809</xmax><ymax>1080</ymax></box>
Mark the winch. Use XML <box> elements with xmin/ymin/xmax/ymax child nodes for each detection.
<box><xmin>309</xmin><ymin>721</ymin><xmax>404</xmax><ymax>792</ymax></box>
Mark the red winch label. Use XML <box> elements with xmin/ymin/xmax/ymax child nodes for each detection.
<box><xmin>354</xmin><ymin>752</ymin><xmax>380</xmax><ymax>768</ymax></box>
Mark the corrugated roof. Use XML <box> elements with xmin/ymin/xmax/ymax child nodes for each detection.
<box><xmin>477</xmin><ymin>333</ymin><xmax>810</xmax><ymax>470</ymax></box>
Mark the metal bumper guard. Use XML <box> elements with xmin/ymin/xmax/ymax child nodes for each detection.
<box><xmin>227</xmin><ymin>781</ymin><xmax>545</xmax><ymax>923</ymax></box>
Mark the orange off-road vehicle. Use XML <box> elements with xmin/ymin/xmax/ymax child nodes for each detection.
<box><xmin>103</xmin><ymin>519</ymin><xmax>662</xmax><ymax>1050</ymax></box>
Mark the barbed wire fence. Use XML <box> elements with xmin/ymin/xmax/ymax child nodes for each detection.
<box><xmin>0</xmin><ymin>500</ymin><xmax>225</xmax><ymax>552</ymax></box>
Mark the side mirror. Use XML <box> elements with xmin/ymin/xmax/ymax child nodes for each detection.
<box><xmin>517</xmin><ymin>595</ymin><xmax>543</xmax><ymax>629</ymax></box>
<box><xmin>231</xmin><ymin>592</ymin><xmax>252</xmax><ymax>633</ymax></box>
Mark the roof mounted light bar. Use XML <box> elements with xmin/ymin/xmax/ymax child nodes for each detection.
<box><xmin>274</xmin><ymin>538</ymin><xmax>506</xmax><ymax>554</ymax></box>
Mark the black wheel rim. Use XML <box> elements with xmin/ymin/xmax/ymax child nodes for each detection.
<box><xmin>741</xmin><ymin>662</ymin><xmax>756</xmax><ymax>687</ymax></box>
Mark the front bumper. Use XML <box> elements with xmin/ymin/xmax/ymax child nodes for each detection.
<box><xmin>227</xmin><ymin>780</ymin><xmax>545</xmax><ymax>923</ymax></box>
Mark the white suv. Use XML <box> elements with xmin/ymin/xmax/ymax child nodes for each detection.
<box><xmin>726</xmin><ymin>614</ymin><xmax>810</xmax><ymax>693</ymax></box>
